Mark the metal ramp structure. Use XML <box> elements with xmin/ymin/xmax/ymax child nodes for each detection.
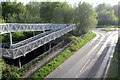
<box><xmin>0</xmin><ymin>23</ymin><xmax>76</xmax><ymax>59</ymax></box>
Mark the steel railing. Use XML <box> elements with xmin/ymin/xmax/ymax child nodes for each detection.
<box><xmin>0</xmin><ymin>23</ymin><xmax>68</xmax><ymax>34</ymax></box>
<box><xmin>1</xmin><ymin>24</ymin><xmax>76</xmax><ymax>59</ymax></box>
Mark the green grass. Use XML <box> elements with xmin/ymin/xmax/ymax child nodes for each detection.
<box><xmin>101</xmin><ymin>28</ymin><xmax>115</xmax><ymax>31</ymax></box>
<box><xmin>31</xmin><ymin>33</ymin><xmax>96</xmax><ymax>79</ymax></box>
<box><xmin>104</xmin><ymin>26</ymin><xmax>118</xmax><ymax>28</ymax></box>
<box><xmin>107</xmin><ymin>38</ymin><xmax>120</xmax><ymax>78</ymax></box>
<box><xmin>97</xmin><ymin>25</ymin><xmax>118</xmax><ymax>28</ymax></box>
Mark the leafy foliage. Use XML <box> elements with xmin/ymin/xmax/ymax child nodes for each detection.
<box><xmin>96</xmin><ymin>3</ymin><xmax>118</xmax><ymax>25</ymax></box>
<box><xmin>0</xmin><ymin>18</ymin><xmax>5</xmax><ymax>23</ymax></box>
<box><xmin>74</xmin><ymin>2</ymin><xmax>98</xmax><ymax>35</ymax></box>
<box><xmin>96</xmin><ymin>3</ymin><xmax>113</xmax><ymax>12</ymax></box>
<box><xmin>1</xmin><ymin>2</ymin><xmax>26</xmax><ymax>22</ymax></box>
<box><xmin>52</xmin><ymin>2</ymin><xmax>74</xmax><ymax>24</ymax></box>
<box><xmin>2</xmin><ymin>59</ymin><xmax>20</xmax><ymax>79</ymax></box>
<box><xmin>98</xmin><ymin>10</ymin><xmax>118</xmax><ymax>25</ymax></box>
<box><xmin>69</xmin><ymin>36</ymin><xmax>83</xmax><ymax>44</ymax></box>
<box><xmin>1</xmin><ymin>32</ymin><xmax>25</xmax><ymax>43</ymax></box>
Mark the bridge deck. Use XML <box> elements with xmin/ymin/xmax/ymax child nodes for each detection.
<box><xmin>0</xmin><ymin>23</ymin><xmax>67</xmax><ymax>34</ymax></box>
<box><xmin>1</xmin><ymin>23</ymin><xmax>76</xmax><ymax>59</ymax></box>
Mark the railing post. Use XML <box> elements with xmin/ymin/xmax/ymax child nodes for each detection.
<box><xmin>10</xmin><ymin>32</ymin><xmax>12</xmax><ymax>46</ymax></box>
<box><xmin>33</xmin><ymin>31</ymin><xmax>35</xmax><ymax>36</ymax></box>
<box><xmin>43</xmin><ymin>30</ymin><xmax>45</xmax><ymax>33</ymax></box>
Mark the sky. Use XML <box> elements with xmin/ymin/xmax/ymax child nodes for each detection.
<box><xmin>2</xmin><ymin>0</ymin><xmax>120</xmax><ymax>7</ymax></box>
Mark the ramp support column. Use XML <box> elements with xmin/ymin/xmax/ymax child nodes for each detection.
<box><xmin>49</xmin><ymin>42</ymin><xmax>51</xmax><ymax>49</ymax></box>
<box><xmin>44</xmin><ymin>45</ymin><xmax>46</xmax><ymax>52</ymax></box>
<box><xmin>18</xmin><ymin>58</ymin><xmax>21</xmax><ymax>68</ymax></box>
<box><xmin>10</xmin><ymin>32</ymin><xmax>12</xmax><ymax>46</ymax></box>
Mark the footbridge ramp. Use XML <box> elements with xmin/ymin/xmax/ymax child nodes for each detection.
<box><xmin>0</xmin><ymin>23</ymin><xmax>76</xmax><ymax>59</ymax></box>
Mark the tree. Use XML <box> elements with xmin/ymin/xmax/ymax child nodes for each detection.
<box><xmin>98</xmin><ymin>10</ymin><xmax>118</xmax><ymax>25</ymax></box>
<box><xmin>96</xmin><ymin>3</ymin><xmax>118</xmax><ymax>25</ymax></box>
<box><xmin>2</xmin><ymin>2</ymin><xmax>16</xmax><ymax>20</ymax></box>
<box><xmin>96</xmin><ymin>3</ymin><xmax>112</xmax><ymax>12</ymax></box>
<box><xmin>112</xmin><ymin>5</ymin><xmax>118</xmax><ymax>16</ymax></box>
<box><xmin>1</xmin><ymin>2</ymin><xmax>26</xmax><ymax>23</ymax></box>
<box><xmin>53</xmin><ymin>2</ymin><xmax>74</xmax><ymax>24</ymax></box>
<box><xmin>0</xmin><ymin>18</ymin><xmax>5</xmax><ymax>23</ymax></box>
<box><xmin>74</xmin><ymin>2</ymin><xmax>98</xmax><ymax>35</ymax></box>
<box><xmin>118</xmin><ymin>2</ymin><xmax>120</xmax><ymax>25</ymax></box>
<box><xmin>26</xmin><ymin>2</ymin><xmax>41</xmax><ymax>23</ymax></box>
<box><xmin>39</xmin><ymin>2</ymin><xmax>61</xmax><ymax>23</ymax></box>
<box><xmin>2</xmin><ymin>32</ymin><xmax>26</xmax><ymax>43</ymax></box>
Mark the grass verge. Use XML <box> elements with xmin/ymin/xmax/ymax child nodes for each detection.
<box><xmin>97</xmin><ymin>25</ymin><xmax>118</xmax><ymax>28</ymax></box>
<box><xmin>31</xmin><ymin>32</ymin><xmax>96</xmax><ymax>79</ymax></box>
<box><xmin>107</xmin><ymin>38</ymin><xmax>120</xmax><ymax>78</ymax></box>
<box><xmin>101</xmin><ymin>28</ymin><xmax>115</xmax><ymax>31</ymax></box>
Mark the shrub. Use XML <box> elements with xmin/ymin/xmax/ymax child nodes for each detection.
<box><xmin>70</xmin><ymin>45</ymin><xmax>78</xmax><ymax>51</ymax></box>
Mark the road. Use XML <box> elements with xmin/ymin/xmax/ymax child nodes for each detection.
<box><xmin>45</xmin><ymin>28</ymin><xmax>118</xmax><ymax>79</ymax></box>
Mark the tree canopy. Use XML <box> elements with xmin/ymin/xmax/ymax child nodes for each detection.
<box><xmin>74</xmin><ymin>2</ymin><xmax>98</xmax><ymax>35</ymax></box>
<box><xmin>96</xmin><ymin>3</ymin><xmax>118</xmax><ymax>25</ymax></box>
<box><xmin>98</xmin><ymin>10</ymin><xmax>118</xmax><ymax>25</ymax></box>
<box><xmin>52</xmin><ymin>2</ymin><xmax>74</xmax><ymax>24</ymax></box>
<box><xmin>1</xmin><ymin>2</ymin><xmax>26</xmax><ymax>22</ymax></box>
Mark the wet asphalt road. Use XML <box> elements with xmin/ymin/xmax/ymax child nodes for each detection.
<box><xmin>45</xmin><ymin>28</ymin><xmax>118</xmax><ymax>79</ymax></box>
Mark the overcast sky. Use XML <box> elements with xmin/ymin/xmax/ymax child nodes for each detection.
<box><xmin>2</xmin><ymin>0</ymin><xmax>120</xmax><ymax>7</ymax></box>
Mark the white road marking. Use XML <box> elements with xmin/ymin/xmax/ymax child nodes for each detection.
<box><xmin>79</xmin><ymin>59</ymin><xmax>90</xmax><ymax>73</ymax></box>
<box><xmin>95</xmin><ymin>32</ymin><xmax>118</xmax><ymax>78</ymax></box>
<box><xmin>78</xmin><ymin>31</ymin><xmax>117</xmax><ymax>78</ymax></box>
<box><xmin>46</xmin><ymin>29</ymin><xmax>118</xmax><ymax>78</ymax></box>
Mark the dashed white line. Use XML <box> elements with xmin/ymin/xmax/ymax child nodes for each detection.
<box><xmin>79</xmin><ymin>59</ymin><xmax>90</xmax><ymax>73</ymax></box>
